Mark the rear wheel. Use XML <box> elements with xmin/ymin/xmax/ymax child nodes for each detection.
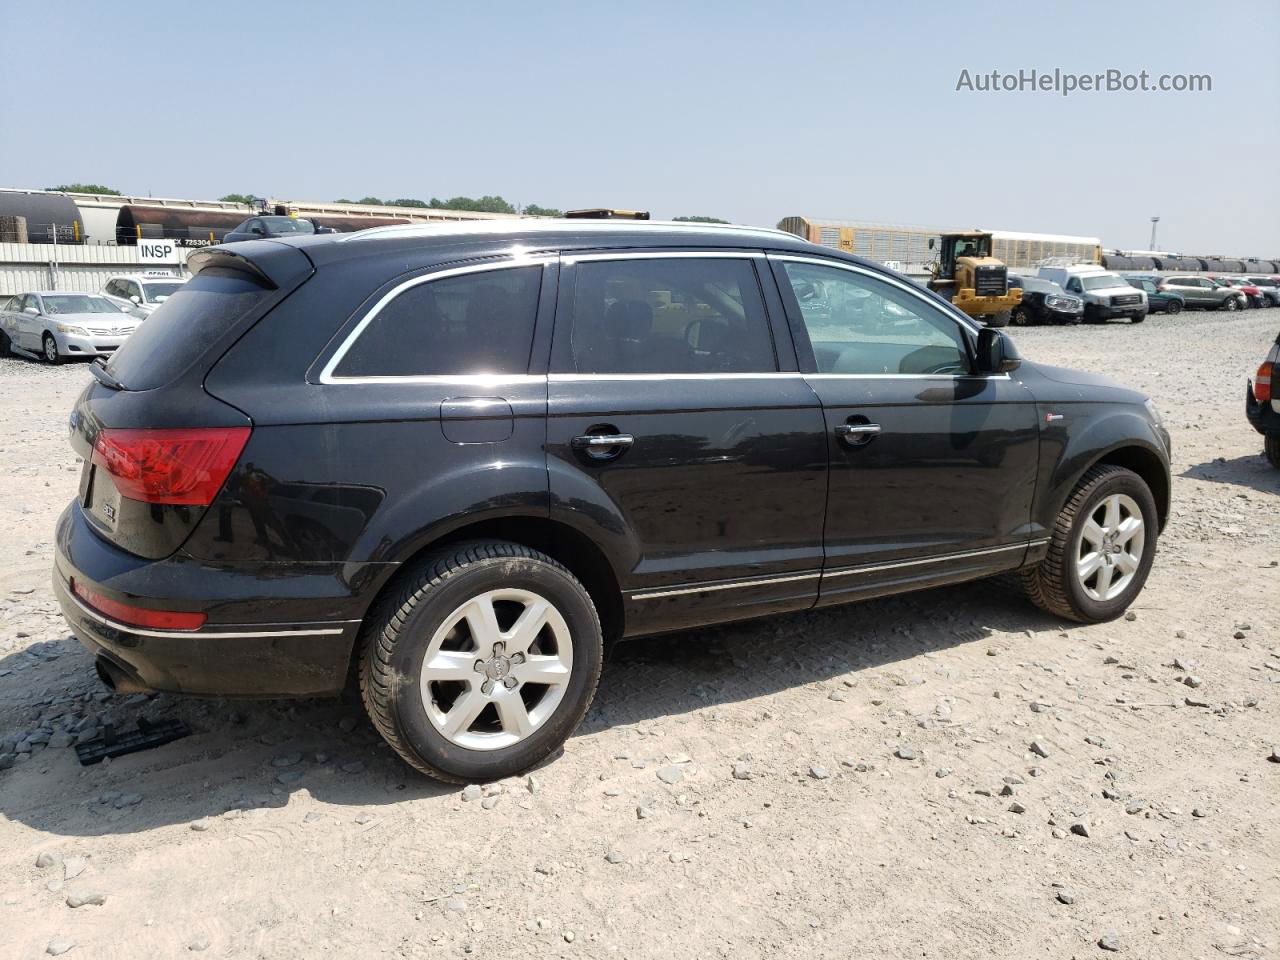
<box><xmin>42</xmin><ymin>333</ymin><xmax>62</xmax><ymax>365</ymax></box>
<box><xmin>1018</xmin><ymin>465</ymin><xmax>1158</xmax><ymax>623</ymax></box>
<box><xmin>1265</xmin><ymin>435</ymin><xmax>1280</xmax><ymax>470</ymax></box>
<box><xmin>360</xmin><ymin>540</ymin><xmax>603</xmax><ymax>783</ymax></box>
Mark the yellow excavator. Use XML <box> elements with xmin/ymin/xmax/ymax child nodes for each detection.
<box><xmin>927</xmin><ymin>231</ymin><xmax>1021</xmax><ymax>328</ymax></box>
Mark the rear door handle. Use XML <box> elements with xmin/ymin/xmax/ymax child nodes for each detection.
<box><xmin>571</xmin><ymin>434</ymin><xmax>634</xmax><ymax>449</ymax></box>
<box><xmin>835</xmin><ymin>423</ymin><xmax>881</xmax><ymax>444</ymax></box>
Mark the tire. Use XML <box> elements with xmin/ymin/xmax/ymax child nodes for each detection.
<box><xmin>1265</xmin><ymin>435</ymin><xmax>1280</xmax><ymax>470</ymax></box>
<box><xmin>42</xmin><ymin>333</ymin><xmax>63</xmax><ymax>365</ymax></box>
<box><xmin>986</xmin><ymin>311</ymin><xmax>1010</xmax><ymax>328</ymax></box>
<box><xmin>1166</xmin><ymin>300</ymin><xmax>1182</xmax><ymax>315</ymax></box>
<box><xmin>1224</xmin><ymin>297</ymin><xmax>1240</xmax><ymax>312</ymax></box>
<box><xmin>1011</xmin><ymin>306</ymin><xmax>1033</xmax><ymax>327</ymax></box>
<box><xmin>1018</xmin><ymin>465</ymin><xmax>1159</xmax><ymax>623</ymax></box>
<box><xmin>1131</xmin><ymin>312</ymin><xmax>1145</xmax><ymax>324</ymax></box>
<box><xmin>359</xmin><ymin>540</ymin><xmax>603</xmax><ymax>783</ymax></box>
<box><xmin>0</xmin><ymin>329</ymin><xmax>10</xmax><ymax>355</ymax></box>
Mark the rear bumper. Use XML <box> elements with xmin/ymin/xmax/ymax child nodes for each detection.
<box><xmin>53</xmin><ymin>502</ymin><xmax>387</xmax><ymax>697</ymax></box>
<box><xmin>1246</xmin><ymin>382</ymin><xmax>1280</xmax><ymax>436</ymax></box>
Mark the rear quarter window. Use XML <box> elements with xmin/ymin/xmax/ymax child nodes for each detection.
<box><xmin>328</xmin><ymin>265</ymin><xmax>542</xmax><ymax>379</ymax></box>
<box><xmin>105</xmin><ymin>268</ymin><xmax>273</xmax><ymax>390</ymax></box>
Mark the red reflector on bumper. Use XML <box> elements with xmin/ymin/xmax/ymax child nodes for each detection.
<box><xmin>71</xmin><ymin>578</ymin><xmax>207</xmax><ymax>631</ymax></box>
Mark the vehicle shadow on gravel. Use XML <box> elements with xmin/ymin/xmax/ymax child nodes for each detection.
<box><xmin>1180</xmin><ymin>454</ymin><xmax>1280</xmax><ymax>493</ymax></box>
<box><xmin>0</xmin><ymin>581</ymin><xmax>1064</xmax><ymax>839</ymax></box>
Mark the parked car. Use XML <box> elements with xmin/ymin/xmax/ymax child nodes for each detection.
<box><xmin>1037</xmin><ymin>266</ymin><xmax>1147</xmax><ymax>323</ymax></box>
<box><xmin>1246</xmin><ymin>328</ymin><xmax>1280</xmax><ymax>468</ymax></box>
<box><xmin>0</xmin><ymin>291</ymin><xmax>139</xmax><ymax>363</ymax></box>
<box><xmin>100</xmin><ymin>273</ymin><xmax>188</xmax><ymax>319</ymax></box>
<box><xmin>1244</xmin><ymin>277</ymin><xmax>1280</xmax><ymax>307</ymax></box>
<box><xmin>1158</xmin><ymin>275</ymin><xmax>1246</xmax><ymax>311</ymax></box>
<box><xmin>1006</xmin><ymin>274</ymin><xmax>1083</xmax><ymax>325</ymax></box>
<box><xmin>222</xmin><ymin>215</ymin><xmax>319</xmax><ymax>244</ymax></box>
<box><xmin>56</xmin><ymin>221</ymin><xmax>1171</xmax><ymax>783</ymax></box>
<box><xmin>1122</xmin><ymin>275</ymin><xmax>1185</xmax><ymax>315</ymax></box>
<box><xmin>1212</xmin><ymin>277</ymin><xmax>1266</xmax><ymax>309</ymax></box>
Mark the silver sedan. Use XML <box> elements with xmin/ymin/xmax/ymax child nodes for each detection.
<box><xmin>0</xmin><ymin>292</ymin><xmax>139</xmax><ymax>364</ymax></box>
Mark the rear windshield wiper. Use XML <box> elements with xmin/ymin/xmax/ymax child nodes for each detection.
<box><xmin>90</xmin><ymin>357</ymin><xmax>125</xmax><ymax>390</ymax></box>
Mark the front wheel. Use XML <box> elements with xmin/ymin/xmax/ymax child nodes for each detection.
<box><xmin>42</xmin><ymin>333</ymin><xmax>63</xmax><ymax>365</ymax></box>
<box><xmin>986</xmin><ymin>311</ymin><xmax>1010</xmax><ymax>328</ymax></box>
<box><xmin>1224</xmin><ymin>297</ymin><xmax>1240</xmax><ymax>312</ymax></box>
<box><xmin>360</xmin><ymin>541</ymin><xmax>603</xmax><ymax>783</ymax></box>
<box><xmin>1011</xmin><ymin>306</ymin><xmax>1033</xmax><ymax>327</ymax></box>
<box><xmin>1166</xmin><ymin>300</ymin><xmax>1182</xmax><ymax>315</ymax></box>
<box><xmin>1018</xmin><ymin>465</ymin><xmax>1158</xmax><ymax>623</ymax></box>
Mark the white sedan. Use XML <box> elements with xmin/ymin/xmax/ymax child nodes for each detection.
<box><xmin>0</xmin><ymin>292</ymin><xmax>139</xmax><ymax>364</ymax></box>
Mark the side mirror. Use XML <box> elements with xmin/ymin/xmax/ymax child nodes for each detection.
<box><xmin>129</xmin><ymin>295</ymin><xmax>141</xmax><ymax>304</ymax></box>
<box><xmin>976</xmin><ymin>327</ymin><xmax>1021</xmax><ymax>374</ymax></box>
<box><xmin>23</xmin><ymin>306</ymin><xmax>38</xmax><ymax>315</ymax></box>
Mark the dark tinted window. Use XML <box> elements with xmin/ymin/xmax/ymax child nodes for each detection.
<box><xmin>105</xmin><ymin>268</ymin><xmax>273</xmax><ymax>390</ymax></box>
<box><xmin>332</xmin><ymin>266</ymin><xmax>542</xmax><ymax>378</ymax></box>
<box><xmin>564</xmin><ymin>258</ymin><xmax>775</xmax><ymax>374</ymax></box>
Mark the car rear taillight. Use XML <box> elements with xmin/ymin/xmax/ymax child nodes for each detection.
<box><xmin>72</xmin><ymin>578</ymin><xmax>207</xmax><ymax>630</ymax></box>
<box><xmin>1256</xmin><ymin>361</ymin><xmax>1273</xmax><ymax>405</ymax></box>
<box><xmin>91</xmin><ymin>427</ymin><xmax>250</xmax><ymax>506</ymax></box>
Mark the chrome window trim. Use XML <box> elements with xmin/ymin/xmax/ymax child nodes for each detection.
<box><xmin>549</xmin><ymin>371</ymin><xmax>1009</xmax><ymax>382</ymax></box>
<box><xmin>65</xmin><ymin>589</ymin><xmax>354</xmax><ymax>640</ymax></box>
<box><xmin>561</xmin><ymin>250</ymin><xmax>764</xmax><ymax>265</ymax></box>
<box><xmin>550</xmin><ymin>372</ymin><xmax>797</xmax><ymax>382</ymax></box>
<box><xmin>627</xmin><ymin>540</ymin><xmax>1046</xmax><ymax>600</ymax></box>
<box><xmin>317</xmin><ymin>255</ymin><xmax>556</xmax><ymax>384</ymax></box>
<box><xmin>766</xmin><ymin>253</ymin><xmax>983</xmax><ymax>335</ymax></box>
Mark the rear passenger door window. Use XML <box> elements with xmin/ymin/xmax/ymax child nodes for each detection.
<box><xmin>328</xmin><ymin>265</ymin><xmax>543</xmax><ymax>379</ymax></box>
<box><xmin>560</xmin><ymin>257</ymin><xmax>776</xmax><ymax>374</ymax></box>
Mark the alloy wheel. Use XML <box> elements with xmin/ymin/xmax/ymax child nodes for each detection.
<box><xmin>1076</xmin><ymin>493</ymin><xmax>1145</xmax><ymax>602</ymax></box>
<box><xmin>419</xmin><ymin>589</ymin><xmax>573</xmax><ymax>750</ymax></box>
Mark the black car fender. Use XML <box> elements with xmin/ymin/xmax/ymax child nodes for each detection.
<box><xmin>1032</xmin><ymin>405</ymin><xmax>1171</xmax><ymax>536</ymax></box>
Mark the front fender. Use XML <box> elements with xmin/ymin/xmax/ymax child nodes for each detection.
<box><xmin>1033</xmin><ymin>404</ymin><xmax>1171</xmax><ymax>536</ymax></box>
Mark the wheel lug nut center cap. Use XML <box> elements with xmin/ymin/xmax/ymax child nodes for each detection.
<box><xmin>479</xmin><ymin>656</ymin><xmax>511</xmax><ymax>682</ymax></box>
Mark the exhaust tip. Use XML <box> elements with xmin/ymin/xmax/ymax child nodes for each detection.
<box><xmin>95</xmin><ymin>657</ymin><xmax>153</xmax><ymax>696</ymax></box>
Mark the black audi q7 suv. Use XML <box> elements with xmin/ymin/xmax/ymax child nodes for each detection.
<box><xmin>55</xmin><ymin>220</ymin><xmax>1171</xmax><ymax>783</ymax></box>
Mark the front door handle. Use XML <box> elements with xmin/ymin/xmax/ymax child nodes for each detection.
<box><xmin>571</xmin><ymin>434</ymin><xmax>634</xmax><ymax>449</ymax></box>
<box><xmin>834</xmin><ymin>423</ymin><xmax>881</xmax><ymax>445</ymax></box>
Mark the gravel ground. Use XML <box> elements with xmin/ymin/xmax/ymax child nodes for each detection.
<box><xmin>0</xmin><ymin>310</ymin><xmax>1277</xmax><ymax>960</ymax></box>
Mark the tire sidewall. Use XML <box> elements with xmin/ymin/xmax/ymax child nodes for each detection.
<box><xmin>383</xmin><ymin>556</ymin><xmax>601</xmax><ymax>780</ymax></box>
<box><xmin>1062</xmin><ymin>471</ymin><xmax>1159</xmax><ymax>620</ymax></box>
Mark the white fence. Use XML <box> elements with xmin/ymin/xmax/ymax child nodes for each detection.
<box><xmin>0</xmin><ymin>243</ymin><xmax>190</xmax><ymax>296</ymax></box>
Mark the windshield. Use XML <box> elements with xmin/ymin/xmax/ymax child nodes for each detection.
<box><xmin>41</xmin><ymin>295</ymin><xmax>122</xmax><ymax>315</ymax></box>
<box><xmin>142</xmin><ymin>281</ymin><xmax>185</xmax><ymax>302</ymax></box>
<box><xmin>1080</xmin><ymin>275</ymin><xmax>1126</xmax><ymax>291</ymax></box>
<box><xmin>262</xmin><ymin>217</ymin><xmax>315</xmax><ymax>235</ymax></box>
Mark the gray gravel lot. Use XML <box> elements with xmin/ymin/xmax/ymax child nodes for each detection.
<box><xmin>0</xmin><ymin>309</ymin><xmax>1277</xmax><ymax>960</ymax></box>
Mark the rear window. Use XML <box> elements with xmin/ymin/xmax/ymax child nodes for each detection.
<box><xmin>105</xmin><ymin>268</ymin><xmax>273</xmax><ymax>390</ymax></box>
<box><xmin>330</xmin><ymin>265</ymin><xmax>542</xmax><ymax>379</ymax></box>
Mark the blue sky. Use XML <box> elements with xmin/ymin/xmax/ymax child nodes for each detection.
<box><xmin>2</xmin><ymin>0</ymin><xmax>1276</xmax><ymax>255</ymax></box>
